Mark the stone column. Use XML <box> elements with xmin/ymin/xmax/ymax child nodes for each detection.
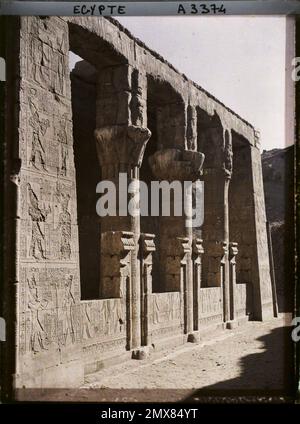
<box><xmin>228</xmin><ymin>242</ymin><xmax>238</xmax><ymax>326</ymax></box>
<box><xmin>164</xmin><ymin>236</ymin><xmax>191</xmax><ymax>334</ymax></box>
<box><xmin>140</xmin><ymin>233</ymin><xmax>156</xmax><ymax>348</ymax></box>
<box><xmin>95</xmin><ymin>64</ymin><xmax>151</xmax><ymax>352</ymax></box>
<box><xmin>149</xmin><ymin>148</ymin><xmax>204</xmax><ymax>341</ymax></box>
<box><xmin>100</xmin><ymin>231</ymin><xmax>135</xmax><ymax>349</ymax></box>
<box><xmin>95</xmin><ymin>125</ymin><xmax>150</xmax><ymax>352</ymax></box>
<box><xmin>192</xmin><ymin>238</ymin><xmax>204</xmax><ymax>332</ymax></box>
<box><xmin>202</xmin><ymin>128</ymin><xmax>233</xmax><ymax>326</ymax></box>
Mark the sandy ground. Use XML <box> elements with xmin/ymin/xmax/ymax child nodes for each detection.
<box><xmin>16</xmin><ymin>314</ymin><xmax>294</xmax><ymax>402</ymax></box>
<box><xmin>78</xmin><ymin>314</ymin><xmax>294</xmax><ymax>401</ymax></box>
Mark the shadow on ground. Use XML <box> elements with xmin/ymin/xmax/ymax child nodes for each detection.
<box><xmin>183</xmin><ymin>325</ymin><xmax>295</xmax><ymax>402</ymax></box>
<box><xmin>14</xmin><ymin>322</ymin><xmax>296</xmax><ymax>403</ymax></box>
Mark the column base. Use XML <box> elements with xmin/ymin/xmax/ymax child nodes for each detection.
<box><xmin>226</xmin><ymin>320</ymin><xmax>238</xmax><ymax>330</ymax></box>
<box><xmin>187</xmin><ymin>332</ymin><xmax>200</xmax><ymax>343</ymax></box>
<box><xmin>131</xmin><ymin>346</ymin><xmax>153</xmax><ymax>360</ymax></box>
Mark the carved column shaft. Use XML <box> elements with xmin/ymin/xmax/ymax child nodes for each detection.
<box><xmin>192</xmin><ymin>238</ymin><xmax>204</xmax><ymax>331</ymax></box>
<box><xmin>96</xmin><ymin>64</ymin><xmax>147</xmax><ymax>129</ymax></box>
<box><xmin>95</xmin><ymin>64</ymin><xmax>151</xmax><ymax>350</ymax></box>
<box><xmin>149</xmin><ymin>148</ymin><xmax>204</xmax><ymax>337</ymax></box>
<box><xmin>229</xmin><ymin>242</ymin><xmax>238</xmax><ymax>322</ymax></box>
<box><xmin>162</xmin><ymin>237</ymin><xmax>191</xmax><ymax>333</ymax></box>
<box><xmin>223</xmin><ymin>129</ymin><xmax>232</xmax><ymax>324</ymax></box>
<box><xmin>140</xmin><ymin>233</ymin><xmax>155</xmax><ymax>346</ymax></box>
<box><xmin>201</xmin><ymin>127</ymin><xmax>233</xmax><ymax>324</ymax></box>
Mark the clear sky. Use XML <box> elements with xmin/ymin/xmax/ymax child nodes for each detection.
<box><xmin>70</xmin><ymin>16</ymin><xmax>289</xmax><ymax>151</ymax></box>
<box><xmin>116</xmin><ymin>16</ymin><xmax>288</xmax><ymax>151</ymax></box>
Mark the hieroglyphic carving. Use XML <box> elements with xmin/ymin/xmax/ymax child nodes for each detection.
<box><xmin>28</xmin><ymin>17</ymin><xmax>68</xmax><ymax>96</ymax></box>
<box><xmin>59</xmin><ymin>274</ymin><xmax>76</xmax><ymax>345</ymax></box>
<box><xmin>53</xmin><ymin>182</ymin><xmax>72</xmax><ymax>260</ymax></box>
<box><xmin>187</xmin><ymin>105</ymin><xmax>197</xmax><ymax>151</ymax></box>
<box><xmin>27</xmin><ymin>183</ymin><xmax>51</xmax><ymax>260</ymax></box>
<box><xmin>81</xmin><ymin>302</ymin><xmax>94</xmax><ymax>341</ymax></box>
<box><xmin>28</xmin><ymin>98</ymin><xmax>50</xmax><ymax>171</ymax></box>
<box><xmin>149</xmin><ymin>292</ymin><xmax>182</xmax><ymax>327</ymax></box>
<box><xmin>56</xmin><ymin>114</ymin><xmax>69</xmax><ymax>177</ymax></box>
<box><xmin>80</xmin><ymin>299</ymin><xmax>126</xmax><ymax>342</ymax></box>
<box><xmin>19</xmin><ymin>267</ymin><xmax>80</xmax><ymax>354</ymax></box>
<box><xmin>130</xmin><ymin>69</ymin><xmax>147</xmax><ymax>127</ymax></box>
<box><xmin>27</xmin><ymin>270</ymin><xmax>49</xmax><ymax>352</ymax></box>
<box><xmin>198</xmin><ymin>287</ymin><xmax>223</xmax><ymax>326</ymax></box>
<box><xmin>223</xmin><ymin>129</ymin><xmax>233</xmax><ymax>178</ymax></box>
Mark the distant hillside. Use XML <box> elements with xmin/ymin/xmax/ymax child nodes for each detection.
<box><xmin>262</xmin><ymin>146</ymin><xmax>294</xmax><ymax>312</ymax></box>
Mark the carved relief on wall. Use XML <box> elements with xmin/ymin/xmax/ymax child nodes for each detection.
<box><xmin>24</xmin><ymin>87</ymin><xmax>62</xmax><ymax>174</ymax></box>
<box><xmin>58</xmin><ymin>274</ymin><xmax>76</xmax><ymax>346</ymax></box>
<box><xmin>80</xmin><ymin>299</ymin><xmax>126</xmax><ymax>342</ymax></box>
<box><xmin>28</xmin><ymin>18</ymin><xmax>68</xmax><ymax>96</ymax></box>
<box><xmin>21</xmin><ymin>176</ymin><xmax>77</xmax><ymax>261</ymax></box>
<box><xmin>27</xmin><ymin>270</ymin><xmax>49</xmax><ymax>352</ymax></box>
<box><xmin>55</xmin><ymin>184</ymin><xmax>72</xmax><ymax>260</ymax></box>
<box><xmin>56</xmin><ymin>114</ymin><xmax>69</xmax><ymax>177</ymax></box>
<box><xmin>149</xmin><ymin>292</ymin><xmax>182</xmax><ymax>327</ymax></box>
<box><xmin>20</xmin><ymin>267</ymin><xmax>80</xmax><ymax>354</ymax></box>
<box><xmin>27</xmin><ymin>183</ymin><xmax>51</xmax><ymax>260</ymax></box>
<box><xmin>223</xmin><ymin>129</ymin><xmax>233</xmax><ymax>177</ymax></box>
<box><xmin>81</xmin><ymin>302</ymin><xmax>94</xmax><ymax>341</ymax></box>
<box><xmin>28</xmin><ymin>98</ymin><xmax>50</xmax><ymax>171</ymax></box>
<box><xmin>199</xmin><ymin>287</ymin><xmax>223</xmax><ymax>317</ymax></box>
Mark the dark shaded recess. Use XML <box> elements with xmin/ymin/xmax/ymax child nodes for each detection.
<box><xmin>71</xmin><ymin>59</ymin><xmax>100</xmax><ymax>300</ymax></box>
<box><xmin>140</xmin><ymin>77</ymin><xmax>160</xmax><ymax>293</ymax></box>
<box><xmin>69</xmin><ymin>22</ymin><xmax>128</xmax><ymax>68</ymax></box>
<box><xmin>142</xmin><ymin>76</ymin><xmax>186</xmax><ymax>293</ymax></box>
<box><xmin>262</xmin><ymin>145</ymin><xmax>294</xmax><ymax>312</ymax></box>
<box><xmin>196</xmin><ymin>110</ymin><xmax>224</xmax><ymax>288</ymax></box>
<box><xmin>147</xmin><ymin>76</ymin><xmax>183</xmax><ymax>107</ymax></box>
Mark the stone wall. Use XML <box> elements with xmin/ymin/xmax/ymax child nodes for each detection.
<box><xmin>235</xmin><ymin>283</ymin><xmax>253</xmax><ymax>319</ymax></box>
<box><xmin>15</xmin><ymin>17</ymin><xmax>83</xmax><ymax>388</ymax></box>
<box><xmin>262</xmin><ymin>146</ymin><xmax>294</xmax><ymax>312</ymax></box>
<box><xmin>148</xmin><ymin>292</ymin><xmax>183</xmax><ymax>342</ymax></box>
<box><xmin>198</xmin><ymin>287</ymin><xmax>223</xmax><ymax>328</ymax></box>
